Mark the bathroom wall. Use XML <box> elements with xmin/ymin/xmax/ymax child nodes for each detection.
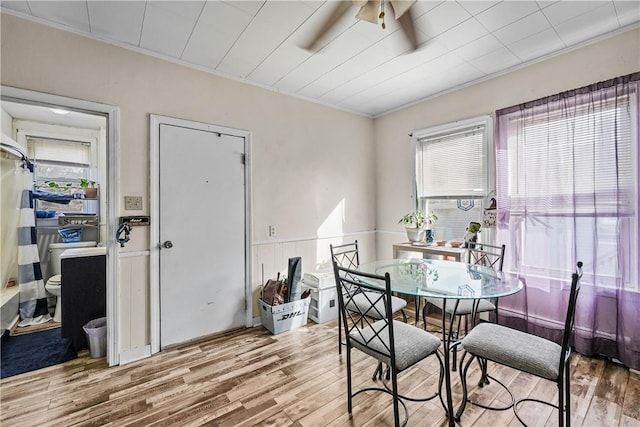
<box><xmin>373</xmin><ymin>28</ymin><xmax>640</xmax><ymax>260</ymax></box>
<box><xmin>0</xmin><ymin>13</ymin><xmax>375</xmax><ymax>357</ymax></box>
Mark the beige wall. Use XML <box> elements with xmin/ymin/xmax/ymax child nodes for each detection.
<box><xmin>373</xmin><ymin>28</ymin><xmax>640</xmax><ymax>260</ymax></box>
<box><xmin>0</xmin><ymin>13</ymin><xmax>374</xmax><ymax>355</ymax></box>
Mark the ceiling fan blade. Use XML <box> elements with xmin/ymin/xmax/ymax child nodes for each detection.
<box><xmin>355</xmin><ymin>0</ymin><xmax>380</xmax><ymax>24</ymax></box>
<box><xmin>396</xmin><ymin>6</ymin><xmax>418</xmax><ymax>51</ymax></box>
<box><xmin>390</xmin><ymin>0</ymin><xmax>415</xmax><ymax>19</ymax></box>
<box><xmin>303</xmin><ymin>1</ymin><xmax>353</xmax><ymax>51</ymax></box>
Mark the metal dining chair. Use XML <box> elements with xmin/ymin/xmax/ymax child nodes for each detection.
<box><xmin>422</xmin><ymin>243</ymin><xmax>506</xmax><ymax>372</ymax></box>
<box><xmin>332</xmin><ymin>261</ymin><xmax>445</xmax><ymax>427</ymax></box>
<box><xmin>456</xmin><ymin>262</ymin><xmax>583</xmax><ymax>427</ymax></box>
<box><xmin>330</xmin><ymin>241</ymin><xmax>408</xmax><ymax>356</ymax></box>
<box><xmin>422</xmin><ymin>243</ymin><xmax>506</xmax><ymax>330</ymax></box>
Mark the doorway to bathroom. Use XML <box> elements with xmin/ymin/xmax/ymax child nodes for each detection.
<box><xmin>0</xmin><ymin>86</ymin><xmax>119</xmax><ymax>375</ymax></box>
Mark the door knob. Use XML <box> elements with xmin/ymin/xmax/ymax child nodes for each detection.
<box><xmin>162</xmin><ymin>240</ymin><xmax>173</xmax><ymax>249</ymax></box>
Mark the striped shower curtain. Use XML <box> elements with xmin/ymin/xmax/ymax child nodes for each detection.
<box><xmin>18</xmin><ymin>160</ymin><xmax>51</xmax><ymax>326</ymax></box>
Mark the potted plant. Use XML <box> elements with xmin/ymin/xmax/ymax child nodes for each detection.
<box><xmin>44</xmin><ymin>181</ymin><xmax>73</xmax><ymax>191</ymax></box>
<box><xmin>80</xmin><ymin>178</ymin><xmax>98</xmax><ymax>199</ymax></box>
<box><xmin>399</xmin><ymin>210</ymin><xmax>438</xmax><ymax>243</ymax></box>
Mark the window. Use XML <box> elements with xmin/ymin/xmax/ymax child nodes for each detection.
<box><xmin>414</xmin><ymin>115</ymin><xmax>492</xmax><ymax>241</ymax></box>
<box><xmin>497</xmin><ymin>81</ymin><xmax>638</xmax><ymax>288</ymax></box>
<box><xmin>28</xmin><ymin>137</ymin><xmax>93</xmax><ymax>213</ymax></box>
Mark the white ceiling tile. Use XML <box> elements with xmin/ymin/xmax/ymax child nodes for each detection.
<box><xmin>536</xmin><ymin>1</ymin><xmax>560</xmax><ymax>9</ymax></box>
<box><xmin>414</xmin><ymin>1</ymin><xmax>472</xmax><ymax>38</ymax></box>
<box><xmin>223</xmin><ymin>1</ymin><xmax>266</xmax><ymax>17</ymax></box>
<box><xmin>492</xmin><ymin>11</ymin><xmax>551</xmax><ymax>45</ymax></box>
<box><xmin>454</xmin><ymin>33</ymin><xmax>503</xmax><ymax>61</ymax></box>
<box><xmin>247</xmin><ymin>41</ymin><xmax>312</xmax><ymax>86</ymax></box>
<box><xmin>554</xmin><ymin>3</ymin><xmax>620</xmax><ymax>45</ymax></box>
<box><xmin>475</xmin><ymin>1</ymin><xmax>541</xmax><ymax>32</ymax></box>
<box><xmin>1</xmin><ymin>1</ymin><xmax>31</xmax><ymax>15</ymax></box>
<box><xmin>508</xmin><ymin>27</ymin><xmax>564</xmax><ymax>62</ymax></box>
<box><xmin>409</xmin><ymin>1</ymin><xmax>445</xmax><ymax>18</ymax></box>
<box><xmin>613</xmin><ymin>1</ymin><xmax>640</xmax><ymax>27</ymax></box>
<box><xmin>299</xmin><ymin>45</ymin><xmax>399</xmax><ymax>99</ymax></box>
<box><xmin>542</xmin><ymin>1</ymin><xmax>609</xmax><ymax>26</ymax></box>
<box><xmin>434</xmin><ymin>17</ymin><xmax>489</xmax><ymax>50</ymax></box>
<box><xmin>457</xmin><ymin>1</ymin><xmax>501</xmax><ymax>16</ymax></box>
<box><xmin>274</xmin><ymin>29</ymin><xmax>375</xmax><ymax>93</ymax></box>
<box><xmin>88</xmin><ymin>1</ymin><xmax>145</xmax><ymax>46</ymax></box>
<box><xmin>217</xmin><ymin>1</ymin><xmax>319</xmax><ymax>77</ymax></box>
<box><xmin>468</xmin><ymin>46</ymin><xmax>520</xmax><ymax>74</ymax></box>
<box><xmin>27</xmin><ymin>1</ymin><xmax>90</xmax><ymax>32</ymax></box>
<box><xmin>140</xmin><ymin>1</ymin><xmax>204</xmax><ymax>58</ymax></box>
<box><xmin>182</xmin><ymin>2</ymin><xmax>256</xmax><ymax>68</ymax></box>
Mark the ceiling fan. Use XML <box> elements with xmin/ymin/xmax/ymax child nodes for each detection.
<box><xmin>304</xmin><ymin>0</ymin><xmax>418</xmax><ymax>52</ymax></box>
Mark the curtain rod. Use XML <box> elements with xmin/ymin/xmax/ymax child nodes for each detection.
<box><xmin>0</xmin><ymin>141</ymin><xmax>27</xmax><ymax>161</ymax></box>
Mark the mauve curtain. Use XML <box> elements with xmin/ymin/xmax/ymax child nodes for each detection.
<box><xmin>495</xmin><ymin>73</ymin><xmax>640</xmax><ymax>371</ymax></box>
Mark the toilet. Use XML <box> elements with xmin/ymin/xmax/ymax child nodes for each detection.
<box><xmin>45</xmin><ymin>241</ymin><xmax>96</xmax><ymax>322</ymax></box>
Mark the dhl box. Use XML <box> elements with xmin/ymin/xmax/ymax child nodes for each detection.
<box><xmin>259</xmin><ymin>297</ymin><xmax>310</xmax><ymax>335</ymax></box>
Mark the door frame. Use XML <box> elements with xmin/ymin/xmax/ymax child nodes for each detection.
<box><xmin>1</xmin><ymin>85</ymin><xmax>121</xmax><ymax>366</ymax></box>
<box><xmin>149</xmin><ymin>115</ymin><xmax>252</xmax><ymax>354</ymax></box>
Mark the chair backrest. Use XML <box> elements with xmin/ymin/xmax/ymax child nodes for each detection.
<box><xmin>559</xmin><ymin>261</ymin><xmax>583</xmax><ymax>372</ymax></box>
<box><xmin>467</xmin><ymin>243</ymin><xmax>505</xmax><ymax>271</ymax></box>
<box><xmin>332</xmin><ymin>261</ymin><xmax>396</xmax><ymax>361</ymax></box>
<box><xmin>330</xmin><ymin>241</ymin><xmax>360</xmax><ymax>270</ymax></box>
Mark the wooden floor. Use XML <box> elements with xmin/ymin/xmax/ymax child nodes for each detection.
<box><xmin>1</xmin><ymin>315</ymin><xmax>639</xmax><ymax>427</ymax></box>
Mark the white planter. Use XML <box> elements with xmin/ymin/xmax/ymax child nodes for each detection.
<box><xmin>405</xmin><ymin>227</ymin><xmax>425</xmax><ymax>243</ymax></box>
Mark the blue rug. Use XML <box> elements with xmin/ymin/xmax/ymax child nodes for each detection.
<box><xmin>1</xmin><ymin>327</ymin><xmax>76</xmax><ymax>379</ymax></box>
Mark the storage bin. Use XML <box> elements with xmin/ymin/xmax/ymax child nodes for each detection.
<box><xmin>302</xmin><ymin>283</ymin><xmax>338</xmax><ymax>324</ymax></box>
<box><xmin>259</xmin><ymin>297</ymin><xmax>310</xmax><ymax>335</ymax></box>
<box><xmin>58</xmin><ymin>227</ymin><xmax>82</xmax><ymax>243</ymax></box>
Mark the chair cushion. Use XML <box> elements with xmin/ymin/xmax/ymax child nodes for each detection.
<box><xmin>351</xmin><ymin>320</ymin><xmax>441</xmax><ymax>371</ymax></box>
<box><xmin>461</xmin><ymin>323</ymin><xmax>562</xmax><ymax>380</ymax></box>
<box><xmin>426</xmin><ymin>298</ymin><xmax>495</xmax><ymax>315</ymax></box>
<box><xmin>348</xmin><ymin>292</ymin><xmax>407</xmax><ymax>320</ymax></box>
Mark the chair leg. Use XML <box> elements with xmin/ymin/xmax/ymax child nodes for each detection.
<box><xmin>558</xmin><ymin>379</ymin><xmax>564</xmax><ymax>427</ymax></box>
<box><xmin>346</xmin><ymin>347</ymin><xmax>353</xmax><ymax>414</ymax></box>
<box><xmin>564</xmin><ymin>364</ymin><xmax>571</xmax><ymax>427</ymax></box>
<box><xmin>400</xmin><ymin>309</ymin><xmax>408</xmax><ymax>323</ymax></box>
<box><xmin>391</xmin><ymin>364</ymin><xmax>400</xmax><ymax>427</ymax></box>
<box><xmin>338</xmin><ymin>314</ymin><xmax>342</xmax><ymax>355</ymax></box>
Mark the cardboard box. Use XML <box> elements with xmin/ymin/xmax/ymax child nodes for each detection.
<box><xmin>259</xmin><ymin>297</ymin><xmax>310</xmax><ymax>335</ymax></box>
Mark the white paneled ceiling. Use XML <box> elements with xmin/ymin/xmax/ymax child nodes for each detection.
<box><xmin>2</xmin><ymin>1</ymin><xmax>638</xmax><ymax>117</ymax></box>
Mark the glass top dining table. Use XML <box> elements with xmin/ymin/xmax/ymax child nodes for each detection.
<box><xmin>358</xmin><ymin>258</ymin><xmax>523</xmax><ymax>301</ymax></box>
<box><xmin>358</xmin><ymin>258</ymin><xmax>524</xmax><ymax>426</ymax></box>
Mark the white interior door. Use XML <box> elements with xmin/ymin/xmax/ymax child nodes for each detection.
<box><xmin>159</xmin><ymin>124</ymin><xmax>246</xmax><ymax>347</ymax></box>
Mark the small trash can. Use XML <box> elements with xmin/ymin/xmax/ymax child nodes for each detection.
<box><xmin>83</xmin><ymin>317</ymin><xmax>107</xmax><ymax>358</ymax></box>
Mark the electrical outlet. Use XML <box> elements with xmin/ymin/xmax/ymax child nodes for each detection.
<box><xmin>268</xmin><ymin>225</ymin><xmax>277</xmax><ymax>237</ymax></box>
<box><xmin>124</xmin><ymin>196</ymin><xmax>143</xmax><ymax>211</ymax></box>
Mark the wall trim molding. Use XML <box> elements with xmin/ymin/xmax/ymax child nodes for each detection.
<box><xmin>253</xmin><ymin>230</ymin><xmax>375</xmax><ymax>246</ymax></box>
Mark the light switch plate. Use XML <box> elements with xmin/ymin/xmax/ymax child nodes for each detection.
<box><xmin>124</xmin><ymin>196</ymin><xmax>143</xmax><ymax>210</ymax></box>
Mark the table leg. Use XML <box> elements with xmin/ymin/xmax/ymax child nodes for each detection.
<box><xmin>441</xmin><ymin>298</ymin><xmax>456</xmax><ymax>427</ymax></box>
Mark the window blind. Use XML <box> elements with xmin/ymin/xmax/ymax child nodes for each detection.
<box><xmin>27</xmin><ymin>137</ymin><xmax>91</xmax><ymax>165</ymax></box>
<box><xmin>504</xmin><ymin>91</ymin><xmax>635</xmax><ymax>215</ymax></box>
<box><xmin>416</xmin><ymin>125</ymin><xmax>486</xmax><ymax>198</ymax></box>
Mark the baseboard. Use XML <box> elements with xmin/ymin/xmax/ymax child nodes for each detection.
<box><xmin>119</xmin><ymin>345</ymin><xmax>151</xmax><ymax>365</ymax></box>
